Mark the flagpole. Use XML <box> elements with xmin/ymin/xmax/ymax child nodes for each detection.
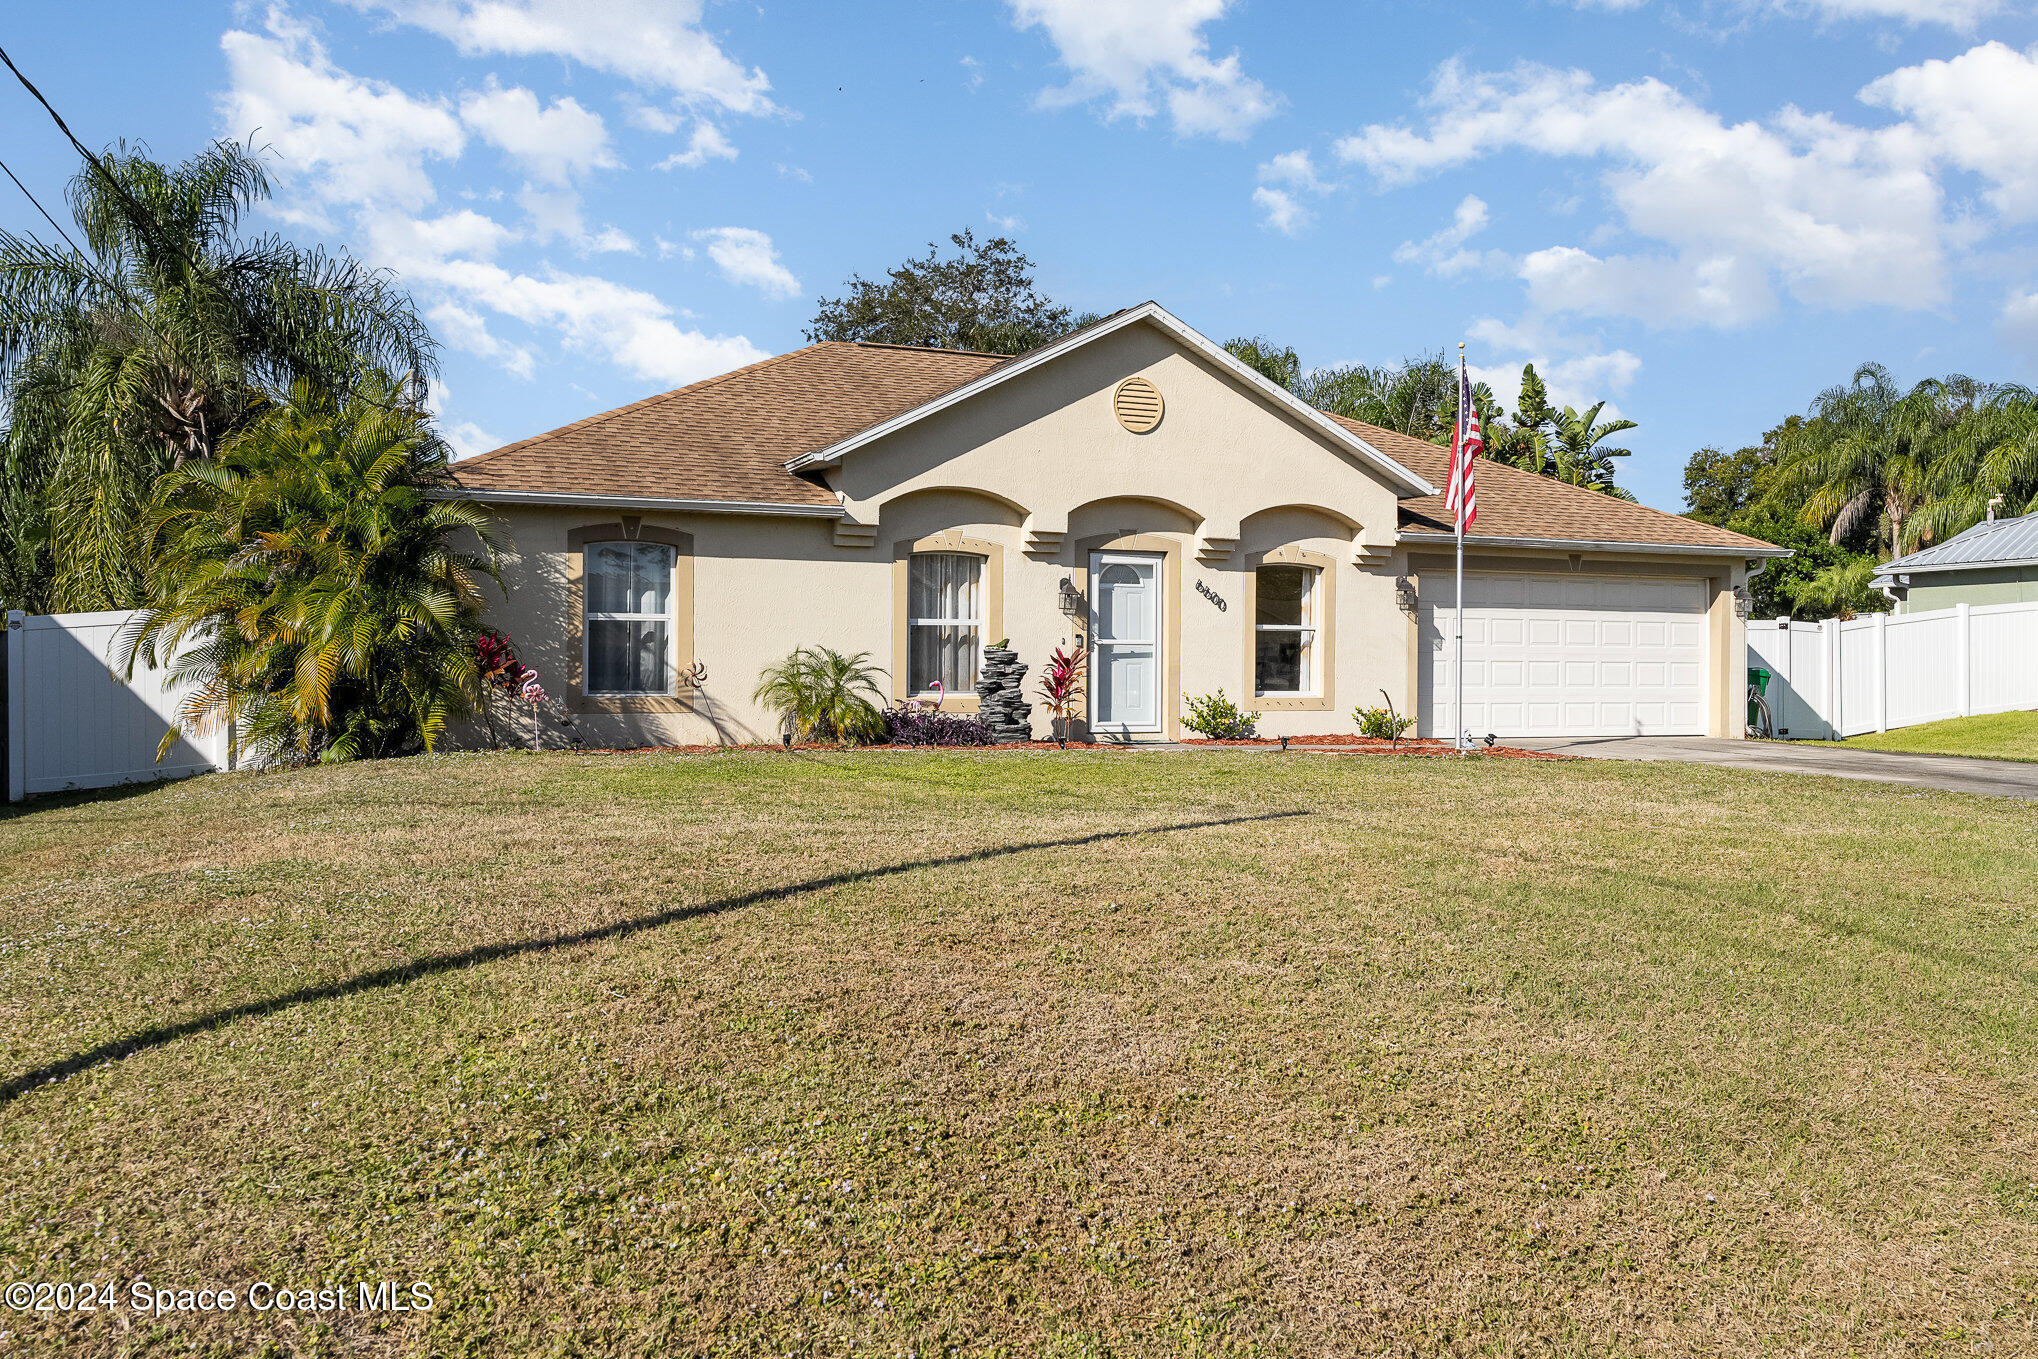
<box><xmin>1455</xmin><ymin>341</ymin><xmax>1466</xmax><ymax>753</ymax></box>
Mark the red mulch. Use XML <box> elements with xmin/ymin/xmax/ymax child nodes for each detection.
<box><xmin>1183</xmin><ymin>736</ymin><xmax>1570</xmax><ymax>760</ymax></box>
<box><xmin>573</xmin><ymin>737</ymin><xmax>1568</xmax><ymax>759</ymax></box>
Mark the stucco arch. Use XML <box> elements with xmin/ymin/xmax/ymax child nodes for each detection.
<box><xmin>1065</xmin><ymin>494</ymin><xmax>1203</xmax><ymax>537</ymax></box>
<box><xmin>1240</xmin><ymin>502</ymin><xmax>1363</xmax><ymax>535</ymax></box>
<box><xmin>874</xmin><ymin>485</ymin><xmax>1029</xmax><ymax>527</ymax></box>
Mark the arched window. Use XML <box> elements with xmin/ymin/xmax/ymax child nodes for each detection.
<box><xmin>585</xmin><ymin>541</ymin><xmax>676</xmax><ymax>695</ymax></box>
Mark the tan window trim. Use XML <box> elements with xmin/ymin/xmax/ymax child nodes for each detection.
<box><xmin>892</xmin><ymin>531</ymin><xmax>1004</xmax><ymax>712</ymax></box>
<box><xmin>1244</xmin><ymin>545</ymin><xmax>1336</xmax><ymax>712</ymax></box>
<box><xmin>565</xmin><ymin>523</ymin><xmax>696</xmax><ymax>714</ymax></box>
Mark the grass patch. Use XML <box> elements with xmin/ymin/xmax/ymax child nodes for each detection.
<box><xmin>2</xmin><ymin>750</ymin><xmax>2035</xmax><ymax>1355</ymax></box>
<box><xmin>1797</xmin><ymin>708</ymin><xmax>2038</xmax><ymax>761</ymax></box>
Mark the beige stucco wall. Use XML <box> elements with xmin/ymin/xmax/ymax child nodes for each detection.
<box><xmin>464</xmin><ymin>319</ymin><xmax>1753</xmax><ymax>746</ymax></box>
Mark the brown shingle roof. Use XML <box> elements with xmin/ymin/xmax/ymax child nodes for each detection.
<box><xmin>1324</xmin><ymin>415</ymin><xmax>1781</xmax><ymax>554</ymax></box>
<box><xmin>451</xmin><ymin>338</ymin><xmax>1781</xmax><ymax>555</ymax></box>
<box><xmin>449</xmin><ymin>341</ymin><xmax>1008</xmax><ymax>507</ymax></box>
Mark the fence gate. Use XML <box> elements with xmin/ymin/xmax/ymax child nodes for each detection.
<box><xmin>5</xmin><ymin>610</ymin><xmax>228</xmax><ymax>802</ymax></box>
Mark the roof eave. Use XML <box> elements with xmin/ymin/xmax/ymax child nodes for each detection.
<box><xmin>432</xmin><ymin>487</ymin><xmax>844</xmax><ymax>517</ymax></box>
<box><xmin>1398</xmin><ymin>530</ymin><xmax>1792</xmax><ymax>559</ymax></box>
<box><xmin>1873</xmin><ymin>552</ymin><xmax>2038</xmax><ymax>579</ymax></box>
<box><xmin>782</xmin><ymin>302</ymin><xmax>1439</xmax><ymax>499</ymax></box>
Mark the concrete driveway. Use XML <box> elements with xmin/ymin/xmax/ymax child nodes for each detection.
<box><xmin>1512</xmin><ymin>736</ymin><xmax>2038</xmax><ymax>800</ymax></box>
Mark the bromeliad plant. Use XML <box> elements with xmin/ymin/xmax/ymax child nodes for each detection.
<box><xmin>1036</xmin><ymin>645</ymin><xmax>1087</xmax><ymax>747</ymax></box>
<box><xmin>753</xmin><ymin>647</ymin><xmax>888</xmax><ymax>744</ymax></box>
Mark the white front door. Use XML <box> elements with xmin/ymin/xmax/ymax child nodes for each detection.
<box><xmin>1091</xmin><ymin>552</ymin><xmax>1161</xmax><ymax>734</ymax></box>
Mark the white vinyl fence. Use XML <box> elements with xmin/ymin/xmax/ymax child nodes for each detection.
<box><xmin>1745</xmin><ymin>600</ymin><xmax>2038</xmax><ymax>740</ymax></box>
<box><xmin>5</xmin><ymin>609</ymin><xmax>228</xmax><ymax>802</ymax></box>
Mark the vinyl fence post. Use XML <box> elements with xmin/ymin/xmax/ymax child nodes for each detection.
<box><xmin>5</xmin><ymin>611</ymin><xmax>25</xmax><ymax>803</ymax></box>
<box><xmin>1955</xmin><ymin>602</ymin><xmax>1972</xmax><ymax>719</ymax></box>
<box><xmin>1776</xmin><ymin>618</ymin><xmax>1792</xmax><ymax>735</ymax></box>
<box><xmin>1873</xmin><ymin>611</ymin><xmax>1888</xmax><ymax>734</ymax></box>
<box><xmin>1825</xmin><ymin>617</ymin><xmax>1841</xmax><ymax>740</ymax></box>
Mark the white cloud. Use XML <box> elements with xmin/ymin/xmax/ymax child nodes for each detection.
<box><xmin>443</xmin><ymin>420</ymin><xmax>505</xmax><ymax>460</ymax></box>
<box><xmin>2002</xmin><ymin>288</ymin><xmax>2038</xmax><ymax>358</ymax></box>
<box><xmin>986</xmin><ymin>210</ymin><xmax>1027</xmax><ymax>233</ymax></box>
<box><xmin>1466</xmin><ymin>315</ymin><xmax>1642</xmax><ymax>418</ymax></box>
<box><xmin>1861</xmin><ymin>42</ymin><xmax>2038</xmax><ymax>220</ymax></box>
<box><xmin>1251</xmin><ymin>186</ymin><xmax>1308</xmax><ymax>236</ymax></box>
<box><xmin>217</xmin><ymin>10</ymin><xmax>463</xmax><ymax>220</ymax></box>
<box><xmin>1568</xmin><ymin>0</ymin><xmax>1998</xmax><ymax>24</ymax></box>
<box><xmin>656</xmin><ymin>122</ymin><xmax>738</xmax><ymax>171</ymax></box>
<box><xmin>220</xmin><ymin>6</ymin><xmax>769</xmax><ymax>393</ymax></box>
<box><xmin>458</xmin><ymin>81</ymin><xmax>616</xmax><ymax>184</ymax></box>
<box><xmin>428</xmin><ymin>299</ymin><xmax>536</xmax><ymax>380</ymax></box>
<box><xmin>1005</xmin><ymin>0</ymin><xmax>1278</xmax><ymax>140</ymax></box>
<box><xmin>1336</xmin><ymin>58</ymin><xmax>1949</xmax><ymax>326</ymax></box>
<box><xmin>1253</xmin><ymin>149</ymin><xmax>1329</xmax><ymax>233</ymax></box>
<box><xmin>691</xmin><ymin>227</ymin><xmax>801</xmax><ymax>300</ymax></box>
<box><xmin>342</xmin><ymin>0</ymin><xmax>776</xmax><ymax>113</ymax></box>
<box><xmin>1393</xmin><ymin>194</ymin><xmax>1502</xmax><ymax>278</ymax></box>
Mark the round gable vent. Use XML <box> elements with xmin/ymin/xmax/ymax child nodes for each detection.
<box><xmin>1113</xmin><ymin>376</ymin><xmax>1164</xmax><ymax>434</ymax></box>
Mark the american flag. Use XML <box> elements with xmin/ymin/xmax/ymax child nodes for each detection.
<box><xmin>1445</xmin><ymin>355</ymin><xmax>1482</xmax><ymax>534</ymax></box>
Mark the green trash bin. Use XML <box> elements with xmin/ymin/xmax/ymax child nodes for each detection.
<box><xmin>1746</xmin><ymin>667</ymin><xmax>1773</xmax><ymax>731</ymax></box>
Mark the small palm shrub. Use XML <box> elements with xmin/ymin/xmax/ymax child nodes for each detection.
<box><xmin>881</xmin><ymin>707</ymin><xmax>996</xmax><ymax>746</ymax></box>
<box><xmin>753</xmin><ymin>647</ymin><xmax>888</xmax><ymax>743</ymax></box>
<box><xmin>1183</xmin><ymin>689</ymin><xmax>1260</xmax><ymax>739</ymax></box>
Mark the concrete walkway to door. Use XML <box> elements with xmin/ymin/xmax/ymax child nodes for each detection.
<box><xmin>1511</xmin><ymin>736</ymin><xmax>2038</xmax><ymax>800</ymax></box>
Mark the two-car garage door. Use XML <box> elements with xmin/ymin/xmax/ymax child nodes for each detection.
<box><xmin>1418</xmin><ymin>573</ymin><xmax>1711</xmax><ymax>739</ymax></box>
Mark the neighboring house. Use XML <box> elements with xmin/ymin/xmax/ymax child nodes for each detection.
<box><xmin>446</xmin><ymin>303</ymin><xmax>1784</xmax><ymax>745</ymax></box>
<box><xmin>1874</xmin><ymin>510</ymin><xmax>2038</xmax><ymax>614</ymax></box>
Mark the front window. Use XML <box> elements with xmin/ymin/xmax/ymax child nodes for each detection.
<box><xmin>1255</xmin><ymin>563</ymin><xmax>1318</xmax><ymax>695</ymax></box>
<box><xmin>585</xmin><ymin>541</ymin><xmax>674</xmax><ymax>695</ymax></box>
<box><xmin>908</xmin><ymin>553</ymin><xmax>983</xmax><ymax>695</ymax></box>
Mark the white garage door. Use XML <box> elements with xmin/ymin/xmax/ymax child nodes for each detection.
<box><xmin>1419</xmin><ymin>573</ymin><xmax>1711</xmax><ymax>738</ymax></box>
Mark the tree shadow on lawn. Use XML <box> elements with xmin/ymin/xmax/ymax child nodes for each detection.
<box><xmin>0</xmin><ymin>809</ymin><xmax>1310</xmax><ymax>1104</ymax></box>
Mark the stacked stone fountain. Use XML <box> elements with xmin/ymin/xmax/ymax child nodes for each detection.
<box><xmin>973</xmin><ymin>646</ymin><xmax>1034</xmax><ymax>742</ymax></box>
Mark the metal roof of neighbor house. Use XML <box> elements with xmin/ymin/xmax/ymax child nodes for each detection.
<box><xmin>1874</xmin><ymin>510</ymin><xmax>2038</xmax><ymax>579</ymax></box>
<box><xmin>448</xmin><ymin>337</ymin><xmax>1784</xmax><ymax>555</ymax></box>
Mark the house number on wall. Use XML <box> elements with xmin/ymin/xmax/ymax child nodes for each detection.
<box><xmin>1195</xmin><ymin>579</ymin><xmax>1227</xmax><ymax>611</ymax></box>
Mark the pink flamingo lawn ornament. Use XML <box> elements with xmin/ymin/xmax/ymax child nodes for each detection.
<box><xmin>519</xmin><ymin>670</ymin><xmax>548</xmax><ymax>750</ymax></box>
<box><xmin>913</xmin><ymin>678</ymin><xmax>944</xmax><ymax>714</ymax></box>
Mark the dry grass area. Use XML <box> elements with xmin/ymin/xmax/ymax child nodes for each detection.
<box><xmin>1</xmin><ymin>748</ymin><xmax>2035</xmax><ymax>1357</ymax></box>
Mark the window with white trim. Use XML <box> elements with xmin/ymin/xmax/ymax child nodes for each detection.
<box><xmin>585</xmin><ymin>541</ymin><xmax>675</xmax><ymax>695</ymax></box>
<box><xmin>907</xmin><ymin>552</ymin><xmax>983</xmax><ymax>695</ymax></box>
<box><xmin>1254</xmin><ymin>563</ymin><xmax>1319</xmax><ymax>695</ymax></box>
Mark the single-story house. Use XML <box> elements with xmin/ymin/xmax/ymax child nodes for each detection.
<box><xmin>1873</xmin><ymin>509</ymin><xmax>2038</xmax><ymax>614</ymax></box>
<box><xmin>446</xmin><ymin>303</ymin><xmax>1785</xmax><ymax>746</ymax></box>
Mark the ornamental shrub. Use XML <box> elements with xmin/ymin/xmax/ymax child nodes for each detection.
<box><xmin>881</xmin><ymin>707</ymin><xmax>997</xmax><ymax>746</ymax></box>
<box><xmin>1353</xmin><ymin>704</ymin><xmax>1416</xmax><ymax>741</ymax></box>
<box><xmin>1183</xmin><ymin>689</ymin><xmax>1260</xmax><ymax>739</ymax></box>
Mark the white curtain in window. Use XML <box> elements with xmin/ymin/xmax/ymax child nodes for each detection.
<box><xmin>586</xmin><ymin>542</ymin><xmax>674</xmax><ymax>694</ymax></box>
<box><xmin>908</xmin><ymin>553</ymin><xmax>983</xmax><ymax>694</ymax></box>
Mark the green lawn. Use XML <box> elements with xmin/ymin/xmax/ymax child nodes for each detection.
<box><xmin>2</xmin><ymin>750</ymin><xmax>2035</xmax><ymax>1356</ymax></box>
<box><xmin>1801</xmin><ymin>708</ymin><xmax>2038</xmax><ymax>761</ymax></box>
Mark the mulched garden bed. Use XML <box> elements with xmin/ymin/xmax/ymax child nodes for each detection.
<box><xmin>574</xmin><ymin>737</ymin><xmax>1569</xmax><ymax>759</ymax></box>
<box><xmin>1183</xmin><ymin>735</ymin><xmax>1570</xmax><ymax>759</ymax></box>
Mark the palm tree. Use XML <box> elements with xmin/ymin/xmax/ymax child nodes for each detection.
<box><xmin>1763</xmin><ymin>363</ymin><xmax>1953</xmax><ymax>556</ymax></box>
<box><xmin>1908</xmin><ymin>383</ymin><xmax>2038</xmax><ymax>549</ymax></box>
<box><xmin>121</xmin><ymin>373</ymin><xmax>503</xmax><ymax>764</ymax></box>
<box><xmin>1549</xmin><ymin>402</ymin><xmax>1638</xmax><ymax>499</ymax></box>
<box><xmin>753</xmin><ymin>647</ymin><xmax>888</xmax><ymax>743</ymax></box>
<box><xmin>1300</xmin><ymin>353</ymin><xmax>1455</xmax><ymax>444</ymax></box>
<box><xmin>0</xmin><ymin>140</ymin><xmax>435</xmax><ymax>611</ymax></box>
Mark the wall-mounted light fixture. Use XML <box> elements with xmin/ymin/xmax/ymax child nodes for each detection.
<box><xmin>1394</xmin><ymin>576</ymin><xmax>1418</xmax><ymax>614</ymax></box>
<box><xmin>1732</xmin><ymin>584</ymin><xmax>1751</xmax><ymax>619</ymax></box>
<box><xmin>1058</xmin><ymin>577</ymin><xmax>1086</xmax><ymax>616</ymax></box>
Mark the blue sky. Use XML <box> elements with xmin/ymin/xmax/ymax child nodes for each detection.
<box><xmin>5</xmin><ymin>1</ymin><xmax>2037</xmax><ymax>511</ymax></box>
